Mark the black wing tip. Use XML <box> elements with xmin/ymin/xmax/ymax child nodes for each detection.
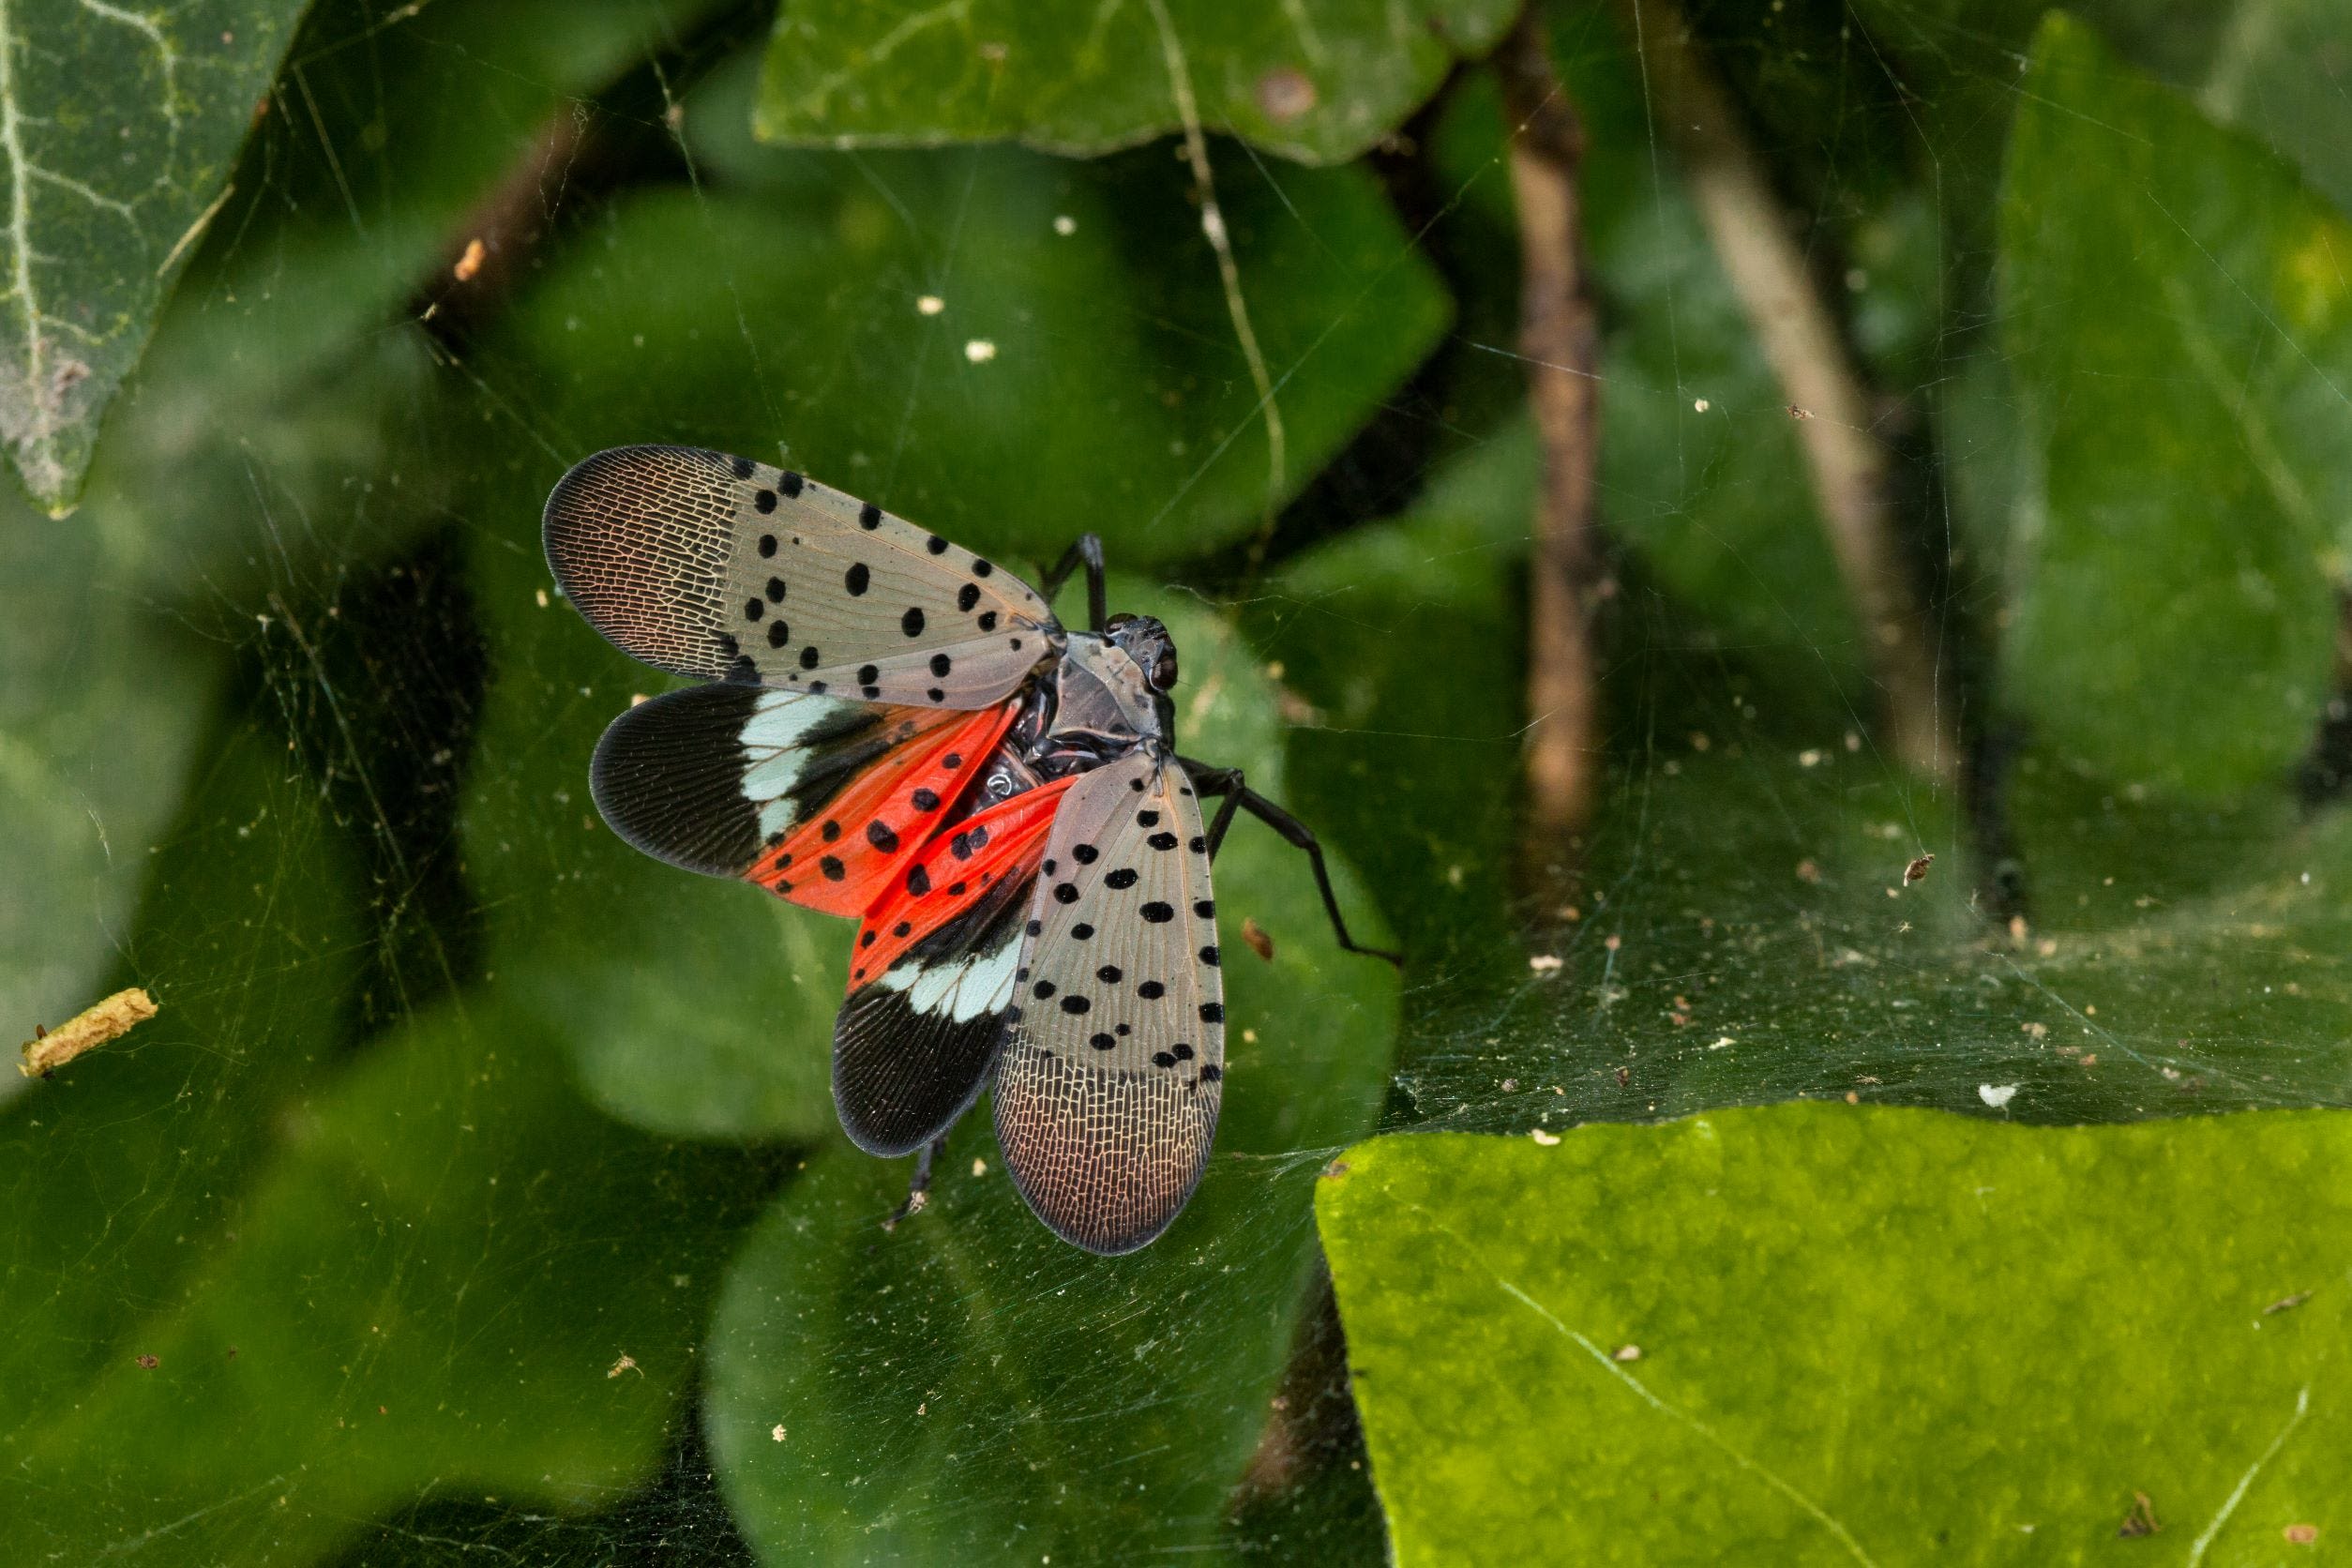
<box><xmin>833</xmin><ymin>987</ymin><xmax>1007</xmax><ymax>1158</ymax></box>
<box><xmin>588</xmin><ymin>684</ymin><xmax>768</xmax><ymax>879</ymax></box>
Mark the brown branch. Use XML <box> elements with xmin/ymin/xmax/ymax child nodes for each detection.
<box><xmin>1499</xmin><ymin>10</ymin><xmax>1606</xmax><ymax>874</ymax></box>
<box><xmin>1617</xmin><ymin>0</ymin><xmax>1957</xmax><ymax>785</ymax></box>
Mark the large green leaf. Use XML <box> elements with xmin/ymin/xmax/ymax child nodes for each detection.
<box><xmin>0</xmin><ymin>710</ymin><xmax>362</xmax><ymax>1450</ymax></box>
<box><xmin>0</xmin><ymin>607</ymin><xmax>772</xmax><ymax>1562</ymax></box>
<box><xmin>0</xmin><ymin>486</ymin><xmax>221</xmax><ymax>1063</ymax></box>
<box><xmin>0</xmin><ymin>0</ymin><xmax>311</xmax><ymax>513</ymax></box>
<box><xmin>2198</xmin><ymin>0</ymin><xmax>2352</xmax><ymax>218</ymax></box>
<box><xmin>1999</xmin><ymin>13</ymin><xmax>2352</xmax><ymax>798</ymax></box>
<box><xmin>1249</xmin><ymin>420</ymin><xmax>1533</xmax><ymax>970</ymax></box>
<box><xmin>755</xmin><ymin>0</ymin><xmax>1515</xmax><ymax>165</ymax></box>
<box><xmin>486</xmin><ymin>56</ymin><xmax>1450</xmax><ymax>568</ymax></box>
<box><xmin>702</xmin><ymin>585</ymin><xmax>1401</xmax><ymax>1564</ymax></box>
<box><xmin>4</xmin><ymin>988</ymin><xmax>775</xmax><ymax>1563</ymax></box>
<box><xmin>1320</xmin><ymin>1107</ymin><xmax>2352</xmax><ymax>1563</ymax></box>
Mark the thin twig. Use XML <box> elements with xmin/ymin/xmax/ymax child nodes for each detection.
<box><xmin>411</xmin><ymin>111</ymin><xmax>588</xmax><ymax>343</ymax></box>
<box><xmin>1499</xmin><ymin>9</ymin><xmax>1606</xmax><ymax>868</ymax></box>
<box><xmin>1618</xmin><ymin>0</ymin><xmax>1956</xmax><ymax>785</ymax></box>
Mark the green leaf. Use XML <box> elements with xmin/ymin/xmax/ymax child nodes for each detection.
<box><xmin>1999</xmin><ymin>13</ymin><xmax>2352</xmax><ymax>796</ymax></box>
<box><xmin>702</xmin><ymin>585</ymin><xmax>1400</xmax><ymax>1563</ymax></box>
<box><xmin>0</xmin><ymin>487</ymin><xmax>221</xmax><ymax>1048</ymax></box>
<box><xmin>0</xmin><ymin>708</ymin><xmax>363</xmax><ymax>1445</ymax></box>
<box><xmin>5</xmin><ymin>989</ymin><xmax>775</xmax><ymax>1561</ymax></box>
<box><xmin>1320</xmin><ymin>1105</ymin><xmax>2352</xmax><ymax>1563</ymax></box>
<box><xmin>1250</xmin><ymin>420</ymin><xmax>1535</xmax><ymax>966</ymax></box>
<box><xmin>490</xmin><ymin>63</ymin><xmax>1450</xmax><ymax>566</ymax></box>
<box><xmin>2199</xmin><ymin>0</ymin><xmax>2352</xmax><ymax>219</ymax></box>
<box><xmin>754</xmin><ymin>0</ymin><xmax>1515</xmax><ymax>166</ymax></box>
<box><xmin>0</xmin><ymin>0</ymin><xmax>312</xmax><ymax>513</ymax></box>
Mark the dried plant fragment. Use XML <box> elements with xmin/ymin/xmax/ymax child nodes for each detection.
<box><xmin>22</xmin><ymin>988</ymin><xmax>158</xmax><ymax>1077</ymax></box>
<box><xmin>1241</xmin><ymin>916</ymin><xmax>1275</xmax><ymax>962</ymax></box>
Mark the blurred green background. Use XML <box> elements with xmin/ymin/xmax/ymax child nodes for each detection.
<box><xmin>7</xmin><ymin>0</ymin><xmax>2352</xmax><ymax>1561</ymax></box>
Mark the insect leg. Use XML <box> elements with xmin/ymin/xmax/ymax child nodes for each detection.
<box><xmin>882</xmin><ymin>1134</ymin><xmax>950</xmax><ymax>1231</ymax></box>
<box><xmin>1178</xmin><ymin>758</ymin><xmax>1402</xmax><ymax>968</ymax></box>
<box><xmin>1036</xmin><ymin>534</ymin><xmax>1108</xmax><ymax>632</ymax></box>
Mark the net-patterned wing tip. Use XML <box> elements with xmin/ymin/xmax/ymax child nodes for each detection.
<box><xmin>995</xmin><ymin>1061</ymin><xmax>1216</xmax><ymax>1254</ymax></box>
<box><xmin>545</xmin><ymin>445</ymin><xmax>739</xmax><ymax>680</ymax></box>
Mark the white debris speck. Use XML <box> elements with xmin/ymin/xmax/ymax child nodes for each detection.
<box><xmin>1693</xmin><ymin>398</ymin><xmax>1711</xmax><ymax>413</ymax></box>
<box><xmin>1529</xmin><ymin>954</ymin><xmax>1563</xmax><ymax>974</ymax></box>
<box><xmin>770</xmin><ymin>1424</ymin><xmax>787</xmax><ymax>1442</ymax></box>
<box><xmin>535</xmin><ymin>588</ymin><xmax>550</xmax><ymax>609</ymax></box>
<box><xmin>1799</xmin><ymin>748</ymin><xmax>1825</xmax><ymax>767</ymax></box>
<box><xmin>1200</xmin><ymin>207</ymin><xmax>1227</xmax><ymax>246</ymax></box>
<box><xmin>971</xmin><ymin>1157</ymin><xmax>988</xmax><ymax>1177</ymax></box>
<box><xmin>1053</xmin><ymin>214</ymin><xmax>1077</xmax><ymax>235</ymax></box>
<box><xmin>1979</xmin><ymin>1083</ymin><xmax>2018</xmax><ymax>1108</ymax></box>
<box><xmin>1612</xmin><ymin>1344</ymin><xmax>1642</xmax><ymax>1362</ymax></box>
<box><xmin>917</xmin><ymin>294</ymin><xmax>945</xmax><ymax>315</ymax></box>
<box><xmin>964</xmin><ymin>339</ymin><xmax>997</xmax><ymax>363</ymax></box>
<box><xmin>1709</xmin><ymin>1036</ymin><xmax>1736</xmax><ymax>1050</ymax></box>
<box><xmin>1530</xmin><ymin>1128</ymin><xmax>1560</xmax><ymax>1146</ymax></box>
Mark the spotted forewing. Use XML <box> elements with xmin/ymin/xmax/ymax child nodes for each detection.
<box><xmin>994</xmin><ymin>752</ymin><xmax>1226</xmax><ymax>1254</ymax></box>
<box><xmin>545</xmin><ymin>445</ymin><xmax>1055</xmax><ymax>707</ymax></box>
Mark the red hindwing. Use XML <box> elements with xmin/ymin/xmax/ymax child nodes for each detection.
<box><xmin>847</xmin><ymin>778</ymin><xmax>1076</xmax><ymax>993</ymax></box>
<box><xmin>746</xmin><ymin>701</ymin><xmax>1018</xmax><ymax>918</ymax></box>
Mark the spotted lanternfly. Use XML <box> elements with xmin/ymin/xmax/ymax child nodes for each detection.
<box><xmin>544</xmin><ymin>446</ymin><xmax>1396</xmax><ymax>1254</ymax></box>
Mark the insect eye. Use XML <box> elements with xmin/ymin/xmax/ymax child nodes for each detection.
<box><xmin>1153</xmin><ymin>651</ymin><xmax>1179</xmax><ymax>690</ymax></box>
